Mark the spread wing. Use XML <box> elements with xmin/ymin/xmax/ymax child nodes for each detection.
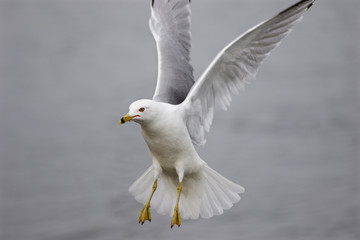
<box><xmin>181</xmin><ymin>0</ymin><xmax>315</xmax><ymax>146</ymax></box>
<box><xmin>150</xmin><ymin>0</ymin><xmax>194</xmax><ymax>105</ymax></box>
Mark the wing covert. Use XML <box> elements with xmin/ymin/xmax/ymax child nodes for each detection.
<box><xmin>181</xmin><ymin>0</ymin><xmax>315</xmax><ymax>146</ymax></box>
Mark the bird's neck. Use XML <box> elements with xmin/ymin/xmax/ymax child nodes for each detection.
<box><xmin>140</xmin><ymin>105</ymin><xmax>184</xmax><ymax>138</ymax></box>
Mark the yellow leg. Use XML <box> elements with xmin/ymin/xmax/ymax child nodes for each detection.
<box><xmin>171</xmin><ymin>182</ymin><xmax>182</xmax><ymax>228</ymax></box>
<box><xmin>139</xmin><ymin>179</ymin><xmax>157</xmax><ymax>225</ymax></box>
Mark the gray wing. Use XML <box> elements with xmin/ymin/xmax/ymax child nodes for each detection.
<box><xmin>181</xmin><ymin>0</ymin><xmax>315</xmax><ymax>146</ymax></box>
<box><xmin>150</xmin><ymin>0</ymin><xmax>194</xmax><ymax>105</ymax></box>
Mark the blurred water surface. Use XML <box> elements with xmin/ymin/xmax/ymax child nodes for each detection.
<box><xmin>1</xmin><ymin>0</ymin><xmax>359</xmax><ymax>240</ymax></box>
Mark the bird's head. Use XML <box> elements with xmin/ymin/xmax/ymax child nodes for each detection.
<box><xmin>119</xmin><ymin>99</ymin><xmax>157</xmax><ymax>125</ymax></box>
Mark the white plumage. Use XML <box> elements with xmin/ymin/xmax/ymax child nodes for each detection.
<box><xmin>121</xmin><ymin>0</ymin><xmax>315</xmax><ymax>225</ymax></box>
<box><xmin>129</xmin><ymin>164</ymin><xmax>244</xmax><ymax>219</ymax></box>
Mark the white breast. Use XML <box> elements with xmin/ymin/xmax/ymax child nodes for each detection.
<box><xmin>140</xmin><ymin>107</ymin><xmax>201</xmax><ymax>171</ymax></box>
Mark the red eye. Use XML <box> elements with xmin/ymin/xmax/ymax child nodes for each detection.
<box><xmin>139</xmin><ymin>107</ymin><xmax>145</xmax><ymax>112</ymax></box>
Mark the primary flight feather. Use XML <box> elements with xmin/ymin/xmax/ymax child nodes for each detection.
<box><xmin>120</xmin><ymin>0</ymin><xmax>315</xmax><ymax>228</ymax></box>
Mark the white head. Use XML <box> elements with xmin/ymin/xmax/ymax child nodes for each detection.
<box><xmin>120</xmin><ymin>99</ymin><xmax>158</xmax><ymax>125</ymax></box>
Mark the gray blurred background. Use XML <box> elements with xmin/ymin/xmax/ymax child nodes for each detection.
<box><xmin>1</xmin><ymin>0</ymin><xmax>359</xmax><ymax>240</ymax></box>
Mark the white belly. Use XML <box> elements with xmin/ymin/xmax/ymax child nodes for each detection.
<box><xmin>141</xmin><ymin>117</ymin><xmax>202</xmax><ymax>172</ymax></box>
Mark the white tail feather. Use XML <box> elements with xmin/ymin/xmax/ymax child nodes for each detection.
<box><xmin>129</xmin><ymin>164</ymin><xmax>244</xmax><ymax>220</ymax></box>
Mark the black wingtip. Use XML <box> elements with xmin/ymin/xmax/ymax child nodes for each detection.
<box><xmin>277</xmin><ymin>0</ymin><xmax>315</xmax><ymax>16</ymax></box>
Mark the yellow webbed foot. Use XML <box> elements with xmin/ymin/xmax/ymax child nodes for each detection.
<box><xmin>138</xmin><ymin>179</ymin><xmax>157</xmax><ymax>225</ymax></box>
<box><xmin>171</xmin><ymin>182</ymin><xmax>182</xmax><ymax>228</ymax></box>
<box><xmin>171</xmin><ymin>207</ymin><xmax>181</xmax><ymax>228</ymax></box>
<box><xmin>139</xmin><ymin>204</ymin><xmax>151</xmax><ymax>225</ymax></box>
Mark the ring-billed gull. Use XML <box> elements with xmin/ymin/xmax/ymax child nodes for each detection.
<box><xmin>120</xmin><ymin>0</ymin><xmax>315</xmax><ymax>228</ymax></box>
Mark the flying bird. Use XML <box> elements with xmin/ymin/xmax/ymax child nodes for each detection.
<box><xmin>120</xmin><ymin>0</ymin><xmax>315</xmax><ymax>228</ymax></box>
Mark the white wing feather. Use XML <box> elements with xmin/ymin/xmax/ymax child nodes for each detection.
<box><xmin>182</xmin><ymin>0</ymin><xmax>315</xmax><ymax>146</ymax></box>
<box><xmin>150</xmin><ymin>0</ymin><xmax>194</xmax><ymax>104</ymax></box>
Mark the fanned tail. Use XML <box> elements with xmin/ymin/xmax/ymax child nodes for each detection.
<box><xmin>198</xmin><ymin>165</ymin><xmax>245</xmax><ymax>218</ymax></box>
<box><xmin>129</xmin><ymin>164</ymin><xmax>244</xmax><ymax>220</ymax></box>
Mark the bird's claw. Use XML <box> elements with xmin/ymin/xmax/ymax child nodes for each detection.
<box><xmin>171</xmin><ymin>207</ymin><xmax>181</xmax><ymax>228</ymax></box>
<box><xmin>139</xmin><ymin>204</ymin><xmax>151</xmax><ymax>225</ymax></box>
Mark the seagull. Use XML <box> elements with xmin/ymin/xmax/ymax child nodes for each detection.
<box><xmin>120</xmin><ymin>0</ymin><xmax>315</xmax><ymax>228</ymax></box>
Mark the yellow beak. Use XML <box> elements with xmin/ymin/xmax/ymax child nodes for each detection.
<box><xmin>119</xmin><ymin>113</ymin><xmax>136</xmax><ymax>125</ymax></box>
